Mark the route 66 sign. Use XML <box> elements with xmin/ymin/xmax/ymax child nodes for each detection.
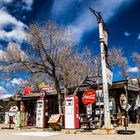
<box><xmin>120</xmin><ymin>94</ymin><xmax>127</xmax><ymax>109</ymax></box>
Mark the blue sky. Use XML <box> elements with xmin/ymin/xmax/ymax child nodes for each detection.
<box><xmin>0</xmin><ymin>0</ymin><xmax>140</xmax><ymax>96</ymax></box>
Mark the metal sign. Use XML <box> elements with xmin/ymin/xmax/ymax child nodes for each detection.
<box><xmin>87</xmin><ymin>104</ymin><xmax>92</xmax><ymax>115</ymax></box>
<box><xmin>125</xmin><ymin>104</ymin><xmax>131</xmax><ymax>111</ymax></box>
<box><xmin>103</xmin><ymin>29</ymin><xmax>108</xmax><ymax>46</ymax></box>
<box><xmin>9</xmin><ymin>106</ymin><xmax>18</xmax><ymax>117</ymax></box>
<box><xmin>42</xmin><ymin>84</ymin><xmax>56</xmax><ymax>95</ymax></box>
<box><xmin>106</xmin><ymin>68</ymin><xmax>113</xmax><ymax>85</ymax></box>
<box><xmin>127</xmin><ymin>78</ymin><xmax>140</xmax><ymax>91</ymax></box>
<box><xmin>95</xmin><ymin>90</ymin><xmax>103</xmax><ymax>105</ymax></box>
<box><xmin>82</xmin><ymin>89</ymin><xmax>96</xmax><ymax>105</ymax></box>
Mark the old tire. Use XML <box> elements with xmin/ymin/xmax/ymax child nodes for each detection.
<box><xmin>117</xmin><ymin>130</ymin><xmax>135</xmax><ymax>135</ymax></box>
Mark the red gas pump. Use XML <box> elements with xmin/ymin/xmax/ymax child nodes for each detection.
<box><xmin>65</xmin><ymin>95</ymin><xmax>79</xmax><ymax>129</ymax></box>
<box><xmin>44</xmin><ymin>99</ymin><xmax>49</xmax><ymax>128</ymax></box>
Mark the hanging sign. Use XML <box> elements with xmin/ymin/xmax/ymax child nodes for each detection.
<box><xmin>120</xmin><ymin>94</ymin><xmax>127</xmax><ymax>109</ymax></box>
<box><xmin>82</xmin><ymin>89</ymin><xmax>96</xmax><ymax>105</ymax></box>
<box><xmin>42</xmin><ymin>84</ymin><xmax>56</xmax><ymax>95</ymax></box>
<box><xmin>103</xmin><ymin>29</ymin><xmax>108</xmax><ymax>46</ymax></box>
<box><xmin>107</xmin><ymin>68</ymin><xmax>113</xmax><ymax>85</ymax></box>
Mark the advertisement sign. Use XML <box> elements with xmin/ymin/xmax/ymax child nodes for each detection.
<box><xmin>82</xmin><ymin>89</ymin><xmax>96</xmax><ymax>105</ymax></box>
<box><xmin>95</xmin><ymin>90</ymin><xmax>103</xmax><ymax>105</ymax></box>
<box><xmin>42</xmin><ymin>84</ymin><xmax>56</xmax><ymax>95</ymax></box>
<box><xmin>127</xmin><ymin>78</ymin><xmax>140</xmax><ymax>91</ymax></box>
<box><xmin>87</xmin><ymin>104</ymin><xmax>92</xmax><ymax>115</ymax></box>
<box><xmin>9</xmin><ymin>106</ymin><xmax>18</xmax><ymax>117</ymax></box>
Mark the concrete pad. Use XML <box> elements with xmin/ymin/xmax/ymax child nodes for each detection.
<box><xmin>92</xmin><ymin>129</ymin><xmax>116</xmax><ymax>135</ymax></box>
<box><xmin>62</xmin><ymin>129</ymin><xmax>78</xmax><ymax>134</ymax></box>
<box><xmin>13</xmin><ymin>131</ymin><xmax>63</xmax><ymax>137</ymax></box>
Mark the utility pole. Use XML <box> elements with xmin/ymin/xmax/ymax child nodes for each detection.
<box><xmin>90</xmin><ymin>8</ymin><xmax>112</xmax><ymax>129</ymax></box>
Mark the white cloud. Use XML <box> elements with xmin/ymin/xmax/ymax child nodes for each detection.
<box><xmin>11</xmin><ymin>78</ymin><xmax>28</xmax><ymax>85</ymax></box>
<box><xmin>0</xmin><ymin>0</ymin><xmax>33</xmax><ymax>11</ymax></box>
<box><xmin>124</xmin><ymin>31</ymin><xmax>130</xmax><ymax>36</ymax></box>
<box><xmin>1</xmin><ymin>0</ymin><xmax>13</xmax><ymax>3</ymax></box>
<box><xmin>137</xmin><ymin>33</ymin><xmax>140</xmax><ymax>40</ymax></box>
<box><xmin>0</xmin><ymin>10</ymin><xmax>27</xmax><ymax>42</ymax></box>
<box><xmin>0</xmin><ymin>94</ymin><xmax>13</xmax><ymax>100</ymax></box>
<box><xmin>22</xmin><ymin>0</ymin><xmax>34</xmax><ymax>11</ymax></box>
<box><xmin>0</xmin><ymin>86</ymin><xmax>8</xmax><ymax>94</ymax></box>
<box><xmin>0</xmin><ymin>10</ymin><xmax>25</xmax><ymax>28</ymax></box>
<box><xmin>51</xmin><ymin>0</ymin><xmax>75</xmax><ymax>16</ymax></box>
<box><xmin>0</xmin><ymin>50</ymin><xmax>4</xmax><ymax>54</ymax></box>
<box><xmin>51</xmin><ymin>0</ymin><xmax>133</xmax><ymax>42</ymax></box>
<box><xmin>127</xmin><ymin>67</ymin><xmax>139</xmax><ymax>73</ymax></box>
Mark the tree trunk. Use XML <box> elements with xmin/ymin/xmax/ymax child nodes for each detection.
<box><xmin>54</xmin><ymin>78</ymin><xmax>63</xmax><ymax>114</ymax></box>
<box><xmin>64</xmin><ymin>83</ymin><xmax>68</xmax><ymax>96</ymax></box>
<box><xmin>73</xmin><ymin>76</ymin><xmax>88</xmax><ymax>95</ymax></box>
<box><xmin>73</xmin><ymin>87</ymin><xmax>79</xmax><ymax>95</ymax></box>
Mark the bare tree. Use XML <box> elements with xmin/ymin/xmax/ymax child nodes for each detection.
<box><xmin>58</xmin><ymin>48</ymin><xmax>88</xmax><ymax>95</ymax></box>
<box><xmin>29</xmin><ymin>73</ymin><xmax>49</xmax><ymax>91</ymax></box>
<box><xmin>0</xmin><ymin>22</ymin><xmax>132</xmax><ymax>115</ymax></box>
<box><xmin>58</xmin><ymin>46</ymin><xmax>101</xmax><ymax>95</ymax></box>
<box><xmin>0</xmin><ymin>43</ymin><xmax>27</xmax><ymax>74</ymax></box>
<box><xmin>108</xmin><ymin>47</ymin><xmax>129</xmax><ymax>79</ymax></box>
<box><xmin>132</xmin><ymin>52</ymin><xmax>140</xmax><ymax>70</ymax></box>
<box><xmin>59</xmin><ymin>47</ymin><xmax>129</xmax><ymax>96</ymax></box>
<box><xmin>0</xmin><ymin>21</ymin><xmax>74</xmax><ymax>114</ymax></box>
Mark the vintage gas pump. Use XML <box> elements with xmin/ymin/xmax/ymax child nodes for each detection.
<box><xmin>65</xmin><ymin>95</ymin><xmax>79</xmax><ymax>129</ymax></box>
<box><xmin>36</xmin><ymin>92</ymin><xmax>48</xmax><ymax>128</ymax></box>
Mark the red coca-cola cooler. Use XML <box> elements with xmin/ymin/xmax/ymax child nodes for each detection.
<box><xmin>65</xmin><ymin>95</ymin><xmax>79</xmax><ymax>129</ymax></box>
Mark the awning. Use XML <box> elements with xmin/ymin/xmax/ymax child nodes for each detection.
<box><xmin>127</xmin><ymin>78</ymin><xmax>140</xmax><ymax>91</ymax></box>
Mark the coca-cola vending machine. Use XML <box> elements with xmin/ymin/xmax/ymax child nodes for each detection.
<box><xmin>36</xmin><ymin>93</ymin><xmax>48</xmax><ymax>128</ymax></box>
<box><xmin>65</xmin><ymin>95</ymin><xmax>79</xmax><ymax>129</ymax></box>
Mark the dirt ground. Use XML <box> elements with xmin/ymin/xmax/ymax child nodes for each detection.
<box><xmin>0</xmin><ymin>124</ymin><xmax>140</xmax><ymax>140</ymax></box>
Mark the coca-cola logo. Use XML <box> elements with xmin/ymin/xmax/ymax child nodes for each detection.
<box><xmin>83</xmin><ymin>94</ymin><xmax>96</xmax><ymax>99</ymax></box>
<box><xmin>82</xmin><ymin>89</ymin><xmax>96</xmax><ymax>105</ymax></box>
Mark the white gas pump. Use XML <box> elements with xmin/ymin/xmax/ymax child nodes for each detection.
<box><xmin>36</xmin><ymin>98</ymin><xmax>48</xmax><ymax>128</ymax></box>
<box><xmin>65</xmin><ymin>95</ymin><xmax>79</xmax><ymax>129</ymax></box>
